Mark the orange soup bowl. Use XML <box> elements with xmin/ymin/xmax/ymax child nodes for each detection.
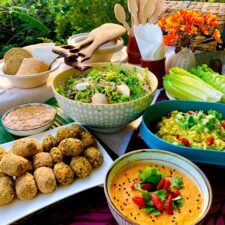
<box><xmin>104</xmin><ymin>149</ymin><xmax>212</xmax><ymax>225</ymax></box>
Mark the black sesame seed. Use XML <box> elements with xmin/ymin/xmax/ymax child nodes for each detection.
<box><xmin>162</xmin><ymin>166</ymin><xmax>165</xmax><ymax>169</ymax></box>
<box><xmin>123</xmin><ymin>182</ymin><xmax>125</xmax><ymax>185</ymax></box>
<box><xmin>196</xmin><ymin>199</ymin><xmax>200</xmax><ymax>202</ymax></box>
<box><xmin>134</xmin><ymin>217</ymin><xmax>137</xmax><ymax>220</ymax></box>
<box><xmin>189</xmin><ymin>210</ymin><xmax>192</xmax><ymax>213</ymax></box>
<box><xmin>152</xmin><ymin>219</ymin><xmax>155</xmax><ymax>222</ymax></box>
<box><xmin>113</xmin><ymin>197</ymin><xmax>116</xmax><ymax>200</ymax></box>
<box><xmin>197</xmin><ymin>207</ymin><xmax>200</xmax><ymax>210</ymax></box>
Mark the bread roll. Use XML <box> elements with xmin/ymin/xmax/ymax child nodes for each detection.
<box><xmin>16</xmin><ymin>58</ymin><xmax>49</xmax><ymax>75</ymax></box>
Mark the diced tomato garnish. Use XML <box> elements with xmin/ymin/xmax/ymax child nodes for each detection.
<box><xmin>165</xmin><ymin>194</ymin><xmax>173</xmax><ymax>215</ymax></box>
<box><xmin>140</xmin><ymin>183</ymin><xmax>154</xmax><ymax>190</ymax></box>
<box><xmin>206</xmin><ymin>136</ymin><xmax>214</xmax><ymax>146</ymax></box>
<box><xmin>163</xmin><ymin>179</ymin><xmax>171</xmax><ymax>190</ymax></box>
<box><xmin>175</xmin><ymin>134</ymin><xmax>180</xmax><ymax>139</ymax></box>
<box><xmin>132</xmin><ymin>196</ymin><xmax>146</xmax><ymax>207</ymax></box>
<box><xmin>150</xmin><ymin>194</ymin><xmax>164</xmax><ymax>211</ymax></box>
<box><xmin>172</xmin><ymin>189</ymin><xmax>180</xmax><ymax>197</ymax></box>
<box><xmin>131</xmin><ymin>178</ymin><xmax>142</xmax><ymax>189</ymax></box>
<box><xmin>187</xmin><ymin>111</ymin><xmax>195</xmax><ymax>115</ymax></box>
<box><xmin>179</xmin><ymin>137</ymin><xmax>190</xmax><ymax>147</ymax></box>
<box><xmin>221</xmin><ymin>121</ymin><xmax>225</xmax><ymax>129</ymax></box>
<box><xmin>156</xmin><ymin>178</ymin><xmax>165</xmax><ymax>190</ymax></box>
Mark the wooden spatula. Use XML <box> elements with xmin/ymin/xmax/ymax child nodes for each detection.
<box><xmin>73</xmin><ymin>27</ymin><xmax>99</xmax><ymax>50</ymax></box>
<box><xmin>127</xmin><ymin>0</ymin><xmax>139</xmax><ymax>25</ymax></box>
<box><xmin>114</xmin><ymin>4</ymin><xmax>132</xmax><ymax>34</ymax></box>
<box><xmin>78</xmin><ymin>23</ymin><xmax>126</xmax><ymax>62</ymax></box>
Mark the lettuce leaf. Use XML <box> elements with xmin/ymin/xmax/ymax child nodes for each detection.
<box><xmin>189</xmin><ymin>64</ymin><xmax>225</xmax><ymax>95</ymax></box>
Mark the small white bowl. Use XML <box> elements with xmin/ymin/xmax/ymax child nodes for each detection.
<box><xmin>2</xmin><ymin>103</ymin><xmax>57</xmax><ymax>137</ymax></box>
<box><xmin>0</xmin><ymin>60</ymin><xmax>60</xmax><ymax>89</ymax></box>
<box><xmin>67</xmin><ymin>33</ymin><xmax>124</xmax><ymax>63</ymax></box>
<box><xmin>104</xmin><ymin>149</ymin><xmax>212</xmax><ymax>225</ymax></box>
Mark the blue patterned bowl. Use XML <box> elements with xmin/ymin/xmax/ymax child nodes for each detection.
<box><xmin>140</xmin><ymin>100</ymin><xmax>225</xmax><ymax>166</ymax></box>
<box><xmin>52</xmin><ymin>63</ymin><xmax>158</xmax><ymax>133</ymax></box>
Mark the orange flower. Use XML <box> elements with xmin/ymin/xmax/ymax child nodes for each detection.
<box><xmin>163</xmin><ymin>33</ymin><xmax>179</xmax><ymax>46</ymax></box>
<box><xmin>158</xmin><ymin>18</ymin><xmax>166</xmax><ymax>29</ymax></box>
<box><xmin>199</xmin><ymin>25</ymin><xmax>209</xmax><ymax>35</ymax></box>
<box><xmin>213</xmin><ymin>29</ymin><xmax>222</xmax><ymax>43</ymax></box>
<box><xmin>203</xmin><ymin>13</ymin><xmax>218</xmax><ymax>28</ymax></box>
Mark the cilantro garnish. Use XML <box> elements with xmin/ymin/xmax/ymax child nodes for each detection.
<box><xmin>171</xmin><ymin>177</ymin><xmax>184</xmax><ymax>189</ymax></box>
<box><xmin>139</xmin><ymin>167</ymin><xmax>164</xmax><ymax>186</ymax></box>
<box><xmin>172</xmin><ymin>195</ymin><xmax>185</xmax><ymax>209</ymax></box>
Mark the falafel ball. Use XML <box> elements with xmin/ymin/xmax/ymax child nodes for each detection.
<box><xmin>70</xmin><ymin>156</ymin><xmax>92</xmax><ymax>178</ymax></box>
<box><xmin>30</xmin><ymin>138</ymin><xmax>43</xmax><ymax>153</ymax></box>
<box><xmin>33</xmin><ymin>152</ymin><xmax>53</xmax><ymax>170</ymax></box>
<box><xmin>53</xmin><ymin>162</ymin><xmax>74</xmax><ymax>185</ymax></box>
<box><xmin>59</xmin><ymin>138</ymin><xmax>83</xmax><ymax>157</ymax></box>
<box><xmin>50</xmin><ymin>147</ymin><xmax>63</xmax><ymax>164</ymax></box>
<box><xmin>84</xmin><ymin>147</ymin><xmax>104</xmax><ymax>168</ymax></box>
<box><xmin>55</xmin><ymin>127</ymin><xmax>73</xmax><ymax>144</ymax></box>
<box><xmin>42</xmin><ymin>134</ymin><xmax>57</xmax><ymax>152</ymax></box>
<box><xmin>69</xmin><ymin>124</ymin><xmax>84</xmax><ymax>138</ymax></box>
<box><xmin>15</xmin><ymin>172</ymin><xmax>37</xmax><ymax>200</ymax></box>
<box><xmin>81</xmin><ymin>132</ymin><xmax>97</xmax><ymax>148</ymax></box>
<box><xmin>34</xmin><ymin>167</ymin><xmax>56</xmax><ymax>193</ymax></box>
<box><xmin>0</xmin><ymin>154</ymin><xmax>29</xmax><ymax>176</ymax></box>
<box><xmin>0</xmin><ymin>173</ymin><xmax>15</xmax><ymax>206</ymax></box>
<box><xmin>11</xmin><ymin>139</ymin><xmax>38</xmax><ymax>157</ymax></box>
<box><xmin>0</xmin><ymin>146</ymin><xmax>7</xmax><ymax>160</ymax></box>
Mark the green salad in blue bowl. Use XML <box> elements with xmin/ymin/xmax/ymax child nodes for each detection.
<box><xmin>140</xmin><ymin>100</ymin><xmax>225</xmax><ymax>166</ymax></box>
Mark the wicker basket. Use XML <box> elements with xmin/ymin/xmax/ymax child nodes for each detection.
<box><xmin>163</xmin><ymin>1</ymin><xmax>225</xmax><ymax>52</ymax></box>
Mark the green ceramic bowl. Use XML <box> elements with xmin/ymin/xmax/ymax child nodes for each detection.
<box><xmin>52</xmin><ymin>63</ymin><xmax>158</xmax><ymax>133</ymax></box>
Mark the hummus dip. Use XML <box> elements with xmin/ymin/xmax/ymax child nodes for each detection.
<box><xmin>3</xmin><ymin>104</ymin><xmax>56</xmax><ymax>130</ymax></box>
<box><xmin>109</xmin><ymin>162</ymin><xmax>203</xmax><ymax>225</ymax></box>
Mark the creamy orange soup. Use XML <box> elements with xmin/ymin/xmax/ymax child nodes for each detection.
<box><xmin>109</xmin><ymin>162</ymin><xmax>203</xmax><ymax>225</ymax></box>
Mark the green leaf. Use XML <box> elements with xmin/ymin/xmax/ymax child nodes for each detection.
<box><xmin>172</xmin><ymin>196</ymin><xmax>185</xmax><ymax>209</ymax></box>
<box><xmin>142</xmin><ymin>191</ymin><xmax>151</xmax><ymax>204</ymax></box>
<box><xmin>139</xmin><ymin>167</ymin><xmax>164</xmax><ymax>186</ymax></box>
<box><xmin>171</xmin><ymin>177</ymin><xmax>184</xmax><ymax>189</ymax></box>
<box><xmin>144</xmin><ymin>206</ymin><xmax>157</xmax><ymax>214</ymax></box>
<box><xmin>153</xmin><ymin>210</ymin><xmax>162</xmax><ymax>216</ymax></box>
<box><xmin>10</xmin><ymin>11</ymin><xmax>49</xmax><ymax>34</ymax></box>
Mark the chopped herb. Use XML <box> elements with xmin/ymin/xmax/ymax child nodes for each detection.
<box><xmin>171</xmin><ymin>177</ymin><xmax>184</xmax><ymax>189</ymax></box>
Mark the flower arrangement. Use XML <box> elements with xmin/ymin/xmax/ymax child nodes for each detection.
<box><xmin>158</xmin><ymin>9</ymin><xmax>222</xmax><ymax>52</ymax></box>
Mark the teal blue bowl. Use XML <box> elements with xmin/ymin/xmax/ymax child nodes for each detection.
<box><xmin>140</xmin><ymin>100</ymin><xmax>225</xmax><ymax>166</ymax></box>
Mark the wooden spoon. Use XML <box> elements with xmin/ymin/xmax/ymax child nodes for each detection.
<box><xmin>144</xmin><ymin>0</ymin><xmax>157</xmax><ymax>24</ymax></box>
<box><xmin>114</xmin><ymin>4</ymin><xmax>132</xmax><ymax>34</ymax></box>
<box><xmin>127</xmin><ymin>0</ymin><xmax>139</xmax><ymax>25</ymax></box>
<box><xmin>139</xmin><ymin>0</ymin><xmax>149</xmax><ymax>24</ymax></box>
<box><xmin>148</xmin><ymin>0</ymin><xmax>165</xmax><ymax>24</ymax></box>
<box><xmin>79</xmin><ymin>23</ymin><xmax>126</xmax><ymax>61</ymax></box>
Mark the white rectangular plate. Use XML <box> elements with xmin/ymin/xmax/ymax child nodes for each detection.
<box><xmin>0</xmin><ymin>122</ymin><xmax>113</xmax><ymax>225</ymax></box>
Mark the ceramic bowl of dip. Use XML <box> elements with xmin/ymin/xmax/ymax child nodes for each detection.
<box><xmin>67</xmin><ymin>33</ymin><xmax>124</xmax><ymax>63</ymax></box>
<box><xmin>104</xmin><ymin>149</ymin><xmax>212</xmax><ymax>225</ymax></box>
<box><xmin>2</xmin><ymin>103</ymin><xmax>57</xmax><ymax>136</ymax></box>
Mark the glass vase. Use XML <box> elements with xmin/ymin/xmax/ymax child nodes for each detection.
<box><xmin>166</xmin><ymin>47</ymin><xmax>196</xmax><ymax>73</ymax></box>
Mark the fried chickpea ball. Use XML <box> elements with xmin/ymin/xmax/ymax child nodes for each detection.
<box><xmin>34</xmin><ymin>167</ymin><xmax>56</xmax><ymax>193</ymax></box>
<box><xmin>33</xmin><ymin>152</ymin><xmax>52</xmax><ymax>170</ymax></box>
<box><xmin>59</xmin><ymin>138</ymin><xmax>83</xmax><ymax>157</ymax></box>
<box><xmin>69</xmin><ymin>124</ymin><xmax>84</xmax><ymax>138</ymax></box>
<box><xmin>0</xmin><ymin>146</ymin><xmax>7</xmax><ymax>161</ymax></box>
<box><xmin>42</xmin><ymin>134</ymin><xmax>57</xmax><ymax>152</ymax></box>
<box><xmin>81</xmin><ymin>132</ymin><xmax>97</xmax><ymax>148</ymax></box>
<box><xmin>0</xmin><ymin>173</ymin><xmax>15</xmax><ymax>206</ymax></box>
<box><xmin>11</xmin><ymin>139</ymin><xmax>38</xmax><ymax>157</ymax></box>
<box><xmin>15</xmin><ymin>172</ymin><xmax>37</xmax><ymax>200</ymax></box>
<box><xmin>70</xmin><ymin>156</ymin><xmax>92</xmax><ymax>178</ymax></box>
<box><xmin>0</xmin><ymin>154</ymin><xmax>29</xmax><ymax>176</ymax></box>
<box><xmin>50</xmin><ymin>147</ymin><xmax>63</xmax><ymax>164</ymax></box>
<box><xmin>84</xmin><ymin>147</ymin><xmax>104</xmax><ymax>168</ymax></box>
<box><xmin>55</xmin><ymin>127</ymin><xmax>73</xmax><ymax>144</ymax></box>
<box><xmin>30</xmin><ymin>138</ymin><xmax>43</xmax><ymax>153</ymax></box>
<box><xmin>27</xmin><ymin>159</ymin><xmax>34</xmax><ymax>173</ymax></box>
<box><xmin>53</xmin><ymin>162</ymin><xmax>74</xmax><ymax>185</ymax></box>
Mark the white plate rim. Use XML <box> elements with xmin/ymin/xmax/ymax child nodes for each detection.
<box><xmin>0</xmin><ymin>122</ymin><xmax>113</xmax><ymax>225</ymax></box>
